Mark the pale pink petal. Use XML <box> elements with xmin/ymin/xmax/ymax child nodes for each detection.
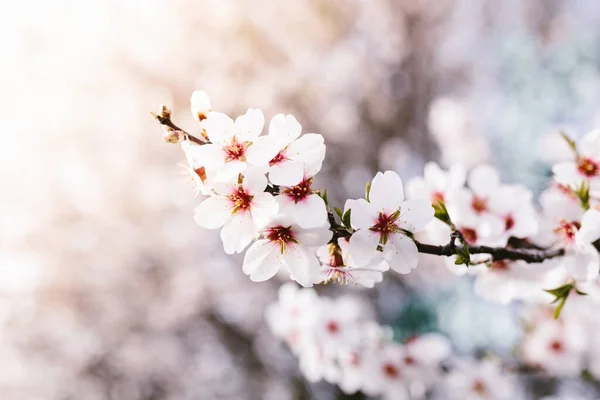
<box><xmin>269</xmin><ymin>114</ymin><xmax>302</xmax><ymax>144</ymax></box>
<box><xmin>221</xmin><ymin>213</ymin><xmax>257</xmax><ymax>254</ymax></box>
<box><xmin>552</xmin><ymin>162</ymin><xmax>582</xmax><ymax>186</ymax></box>
<box><xmin>269</xmin><ymin>160</ymin><xmax>304</xmax><ymax>186</ymax></box>
<box><xmin>286</xmin><ymin>134</ymin><xmax>326</xmax><ymax>166</ymax></box>
<box><xmin>242</xmin><ymin>171</ymin><xmax>268</xmax><ymax>194</ymax></box>
<box><xmin>202</xmin><ymin>111</ymin><xmax>234</xmax><ymax>144</ymax></box>
<box><xmin>243</xmin><ymin>239</ymin><xmax>276</xmax><ymax>275</ymax></box>
<box><xmin>468</xmin><ymin>165</ymin><xmax>500</xmax><ymax>197</ymax></box>
<box><xmin>250</xmin><ymin>192</ymin><xmax>278</xmax><ymax>228</ymax></box>
<box><xmin>190</xmin><ymin>91</ymin><xmax>211</xmax><ymax>121</ymax></box>
<box><xmin>284</xmin><ymin>246</ymin><xmax>318</xmax><ymax>287</ymax></box>
<box><xmin>289</xmin><ymin>194</ymin><xmax>328</xmax><ymax>229</ymax></box>
<box><xmin>580</xmin><ymin>129</ymin><xmax>600</xmax><ymax>158</ymax></box>
<box><xmin>406</xmin><ymin>176</ymin><xmax>428</xmax><ymax>200</ymax></box>
<box><xmin>349</xmin><ymin>198</ymin><xmax>377</xmax><ymax>230</ymax></box>
<box><xmin>194</xmin><ymin>196</ymin><xmax>231</xmax><ymax>229</ymax></box>
<box><xmin>235</xmin><ymin>108</ymin><xmax>264</xmax><ymax>141</ymax></box>
<box><xmin>246</xmin><ymin>135</ymin><xmax>282</xmax><ymax>167</ymax></box>
<box><xmin>398</xmin><ymin>199</ymin><xmax>434</xmax><ymax>232</ymax></box>
<box><xmin>369</xmin><ymin>171</ymin><xmax>405</xmax><ymax>214</ymax></box>
<box><xmin>578</xmin><ymin>209</ymin><xmax>600</xmax><ymax>244</ymax></box>
<box><xmin>185</xmin><ymin>143</ymin><xmax>225</xmax><ymax>169</ymax></box>
<box><xmin>294</xmin><ymin>225</ymin><xmax>332</xmax><ymax>247</ymax></box>
<box><xmin>348</xmin><ymin>229</ymin><xmax>381</xmax><ymax>266</ymax></box>
<box><xmin>566</xmin><ymin>245</ymin><xmax>600</xmax><ymax>281</ymax></box>
<box><xmin>386</xmin><ymin>233</ymin><xmax>419</xmax><ymax>274</ymax></box>
<box><xmin>214</xmin><ymin>160</ymin><xmax>246</xmax><ymax>183</ymax></box>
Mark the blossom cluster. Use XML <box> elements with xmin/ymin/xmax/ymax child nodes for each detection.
<box><xmin>178</xmin><ymin>91</ymin><xmax>435</xmax><ymax>288</ymax></box>
<box><xmin>267</xmin><ymin>283</ymin><xmax>526</xmax><ymax>400</ymax></box>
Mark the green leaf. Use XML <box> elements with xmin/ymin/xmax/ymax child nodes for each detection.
<box><xmin>433</xmin><ymin>200</ymin><xmax>452</xmax><ymax>226</ymax></box>
<box><xmin>544</xmin><ymin>283</ymin><xmax>574</xmax><ymax>319</ymax></box>
<box><xmin>560</xmin><ymin>131</ymin><xmax>578</xmax><ymax>157</ymax></box>
<box><xmin>553</xmin><ymin>295</ymin><xmax>568</xmax><ymax>319</ymax></box>
<box><xmin>334</xmin><ymin>207</ymin><xmax>344</xmax><ymax>220</ymax></box>
<box><xmin>342</xmin><ymin>209</ymin><xmax>352</xmax><ymax>228</ymax></box>
<box><xmin>365</xmin><ymin>181</ymin><xmax>372</xmax><ymax>202</ymax></box>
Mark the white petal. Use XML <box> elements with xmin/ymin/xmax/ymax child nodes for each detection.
<box><xmin>286</xmin><ymin>133</ymin><xmax>326</xmax><ymax>166</ymax></box>
<box><xmin>190</xmin><ymin>90</ymin><xmax>211</xmax><ymax>120</ymax></box>
<box><xmin>348</xmin><ymin>229</ymin><xmax>381</xmax><ymax>266</ymax></box>
<box><xmin>289</xmin><ymin>194</ymin><xmax>328</xmax><ymax>229</ymax></box>
<box><xmin>552</xmin><ymin>162</ymin><xmax>581</xmax><ymax>185</ymax></box>
<box><xmin>202</xmin><ymin>112</ymin><xmax>234</xmax><ymax>144</ymax></box>
<box><xmin>370</xmin><ymin>171</ymin><xmax>404</xmax><ymax>214</ymax></box>
<box><xmin>295</xmin><ymin>225</ymin><xmax>333</xmax><ymax>247</ymax></box>
<box><xmin>214</xmin><ymin>160</ymin><xmax>246</xmax><ymax>183</ymax></box>
<box><xmin>194</xmin><ymin>196</ymin><xmax>231</xmax><ymax>229</ymax></box>
<box><xmin>269</xmin><ymin>114</ymin><xmax>302</xmax><ymax>144</ymax></box>
<box><xmin>269</xmin><ymin>160</ymin><xmax>304</xmax><ymax>186</ymax></box>
<box><xmin>221</xmin><ymin>213</ymin><xmax>256</xmax><ymax>254</ymax></box>
<box><xmin>566</xmin><ymin>245</ymin><xmax>600</xmax><ymax>281</ymax></box>
<box><xmin>284</xmin><ymin>246</ymin><xmax>318</xmax><ymax>287</ymax></box>
<box><xmin>243</xmin><ymin>240</ymin><xmax>276</xmax><ymax>275</ymax></box>
<box><xmin>246</xmin><ymin>135</ymin><xmax>282</xmax><ymax>166</ymax></box>
<box><xmin>349</xmin><ymin>198</ymin><xmax>377</xmax><ymax>230</ymax></box>
<box><xmin>468</xmin><ymin>165</ymin><xmax>500</xmax><ymax>197</ymax></box>
<box><xmin>398</xmin><ymin>199</ymin><xmax>434</xmax><ymax>232</ymax></box>
<box><xmin>185</xmin><ymin>143</ymin><xmax>225</xmax><ymax>169</ymax></box>
<box><xmin>578</xmin><ymin>209</ymin><xmax>600</xmax><ymax>244</ymax></box>
<box><xmin>235</xmin><ymin>108</ymin><xmax>264</xmax><ymax>141</ymax></box>
<box><xmin>386</xmin><ymin>234</ymin><xmax>419</xmax><ymax>274</ymax></box>
<box><xmin>250</xmin><ymin>192</ymin><xmax>278</xmax><ymax>228</ymax></box>
<box><xmin>580</xmin><ymin>129</ymin><xmax>600</xmax><ymax>157</ymax></box>
<box><xmin>406</xmin><ymin>176</ymin><xmax>428</xmax><ymax>200</ymax></box>
<box><xmin>242</xmin><ymin>171</ymin><xmax>267</xmax><ymax>194</ymax></box>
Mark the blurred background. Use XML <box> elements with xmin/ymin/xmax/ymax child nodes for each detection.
<box><xmin>3</xmin><ymin>0</ymin><xmax>600</xmax><ymax>398</ymax></box>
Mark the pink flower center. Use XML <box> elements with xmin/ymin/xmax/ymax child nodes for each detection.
<box><xmin>431</xmin><ymin>191</ymin><xmax>445</xmax><ymax>205</ymax></box>
<box><xmin>504</xmin><ymin>215</ymin><xmax>515</xmax><ymax>231</ymax></box>
<box><xmin>326</xmin><ymin>321</ymin><xmax>340</xmax><ymax>334</ymax></box>
<box><xmin>269</xmin><ymin>150</ymin><xmax>288</xmax><ymax>166</ymax></box>
<box><xmin>404</xmin><ymin>356</ymin><xmax>416</xmax><ymax>366</ymax></box>
<box><xmin>460</xmin><ymin>227</ymin><xmax>478</xmax><ymax>245</ymax></box>
<box><xmin>265</xmin><ymin>225</ymin><xmax>297</xmax><ymax>253</ymax></box>
<box><xmin>471</xmin><ymin>195</ymin><xmax>488</xmax><ymax>214</ymax></box>
<box><xmin>223</xmin><ymin>136</ymin><xmax>248</xmax><ymax>161</ymax></box>
<box><xmin>577</xmin><ymin>157</ymin><xmax>600</xmax><ymax>178</ymax></box>
<box><xmin>382</xmin><ymin>363</ymin><xmax>400</xmax><ymax>379</ymax></box>
<box><xmin>554</xmin><ymin>220</ymin><xmax>581</xmax><ymax>244</ymax></box>
<box><xmin>370</xmin><ymin>211</ymin><xmax>401</xmax><ymax>243</ymax></box>
<box><xmin>491</xmin><ymin>260</ymin><xmax>509</xmax><ymax>271</ymax></box>
<box><xmin>549</xmin><ymin>339</ymin><xmax>564</xmax><ymax>353</ymax></box>
<box><xmin>472</xmin><ymin>380</ymin><xmax>487</xmax><ymax>394</ymax></box>
<box><xmin>350</xmin><ymin>352</ymin><xmax>360</xmax><ymax>367</ymax></box>
<box><xmin>282</xmin><ymin>178</ymin><xmax>313</xmax><ymax>203</ymax></box>
<box><xmin>228</xmin><ymin>187</ymin><xmax>253</xmax><ymax>213</ymax></box>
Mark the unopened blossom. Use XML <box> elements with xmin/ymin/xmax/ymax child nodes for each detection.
<box><xmin>553</xmin><ymin>129</ymin><xmax>600</xmax><ymax>196</ymax></box>
<box><xmin>521</xmin><ymin>318</ymin><xmax>586</xmax><ymax>376</ymax></box>
<box><xmin>190</xmin><ymin>90</ymin><xmax>211</xmax><ymax>122</ymax></box>
<box><xmin>407</xmin><ymin>162</ymin><xmax>466</xmax><ymax>205</ymax></box>
<box><xmin>317</xmin><ymin>239</ymin><xmax>387</xmax><ymax>287</ymax></box>
<box><xmin>193</xmin><ymin>171</ymin><xmax>278</xmax><ymax>254</ymax></box>
<box><xmin>246</xmin><ymin>114</ymin><xmax>326</xmax><ymax>186</ymax></box>
<box><xmin>189</xmin><ymin>108</ymin><xmax>265</xmax><ymax>182</ymax></box>
<box><xmin>443</xmin><ymin>359</ymin><xmax>521</xmax><ymax>400</ymax></box>
<box><xmin>348</xmin><ymin>171</ymin><xmax>434</xmax><ymax>274</ymax></box>
<box><xmin>276</xmin><ymin>175</ymin><xmax>328</xmax><ymax>228</ymax></box>
<box><xmin>242</xmin><ymin>216</ymin><xmax>332</xmax><ymax>286</ymax></box>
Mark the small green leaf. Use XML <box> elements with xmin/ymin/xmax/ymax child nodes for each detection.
<box><xmin>560</xmin><ymin>131</ymin><xmax>578</xmax><ymax>158</ymax></box>
<box><xmin>342</xmin><ymin>209</ymin><xmax>352</xmax><ymax>228</ymax></box>
<box><xmin>334</xmin><ymin>207</ymin><xmax>344</xmax><ymax>220</ymax></box>
<box><xmin>553</xmin><ymin>295</ymin><xmax>568</xmax><ymax>319</ymax></box>
<box><xmin>365</xmin><ymin>181</ymin><xmax>372</xmax><ymax>202</ymax></box>
<box><xmin>433</xmin><ymin>200</ymin><xmax>452</xmax><ymax>226</ymax></box>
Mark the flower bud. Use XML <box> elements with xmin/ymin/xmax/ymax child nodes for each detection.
<box><xmin>191</xmin><ymin>90</ymin><xmax>211</xmax><ymax>122</ymax></box>
<box><xmin>162</xmin><ymin>126</ymin><xmax>185</xmax><ymax>144</ymax></box>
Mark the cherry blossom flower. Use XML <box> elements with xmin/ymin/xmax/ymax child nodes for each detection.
<box><xmin>193</xmin><ymin>171</ymin><xmax>278</xmax><ymax>254</ymax></box>
<box><xmin>553</xmin><ymin>129</ymin><xmax>600</xmax><ymax>196</ymax></box>
<box><xmin>242</xmin><ymin>216</ymin><xmax>332</xmax><ymax>286</ymax></box>
<box><xmin>189</xmin><ymin>108</ymin><xmax>265</xmax><ymax>182</ymax></box>
<box><xmin>402</xmin><ymin>333</ymin><xmax>452</xmax><ymax>387</ymax></box>
<box><xmin>275</xmin><ymin>175</ymin><xmax>328</xmax><ymax>228</ymax></box>
<box><xmin>556</xmin><ymin>209</ymin><xmax>600</xmax><ymax>281</ymax></box>
<box><xmin>317</xmin><ymin>239</ymin><xmax>387</xmax><ymax>287</ymax></box>
<box><xmin>521</xmin><ymin>318</ymin><xmax>586</xmax><ymax>376</ymax></box>
<box><xmin>443</xmin><ymin>359</ymin><xmax>521</xmax><ymax>400</ymax></box>
<box><xmin>361</xmin><ymin>342</ymin><xmax>410</xmax><ymax>399</ymax></box>
<box><xmin>407</xmin><ymin>162</ymin><xmax>466</xmax><ymax>205</ymax></box>
<box><xmin>348</xmin><ymin>171</ymin><xmax>434</xmax><ymax>274</ymax></box>
<box><xmin>245</xmin><ymin>114</ymin><xmax>326</xmax><ymax>186</ymax></box>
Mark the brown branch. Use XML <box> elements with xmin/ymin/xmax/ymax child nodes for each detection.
<box><xmin>151</xmin><ymin>106</ymin><xmax>206</xmax><ymax>145</ymax></box>
<box><xmin>415</xmin><ymin>240</ymin><xmax>565</xmax><ymax>264</ymax></box>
